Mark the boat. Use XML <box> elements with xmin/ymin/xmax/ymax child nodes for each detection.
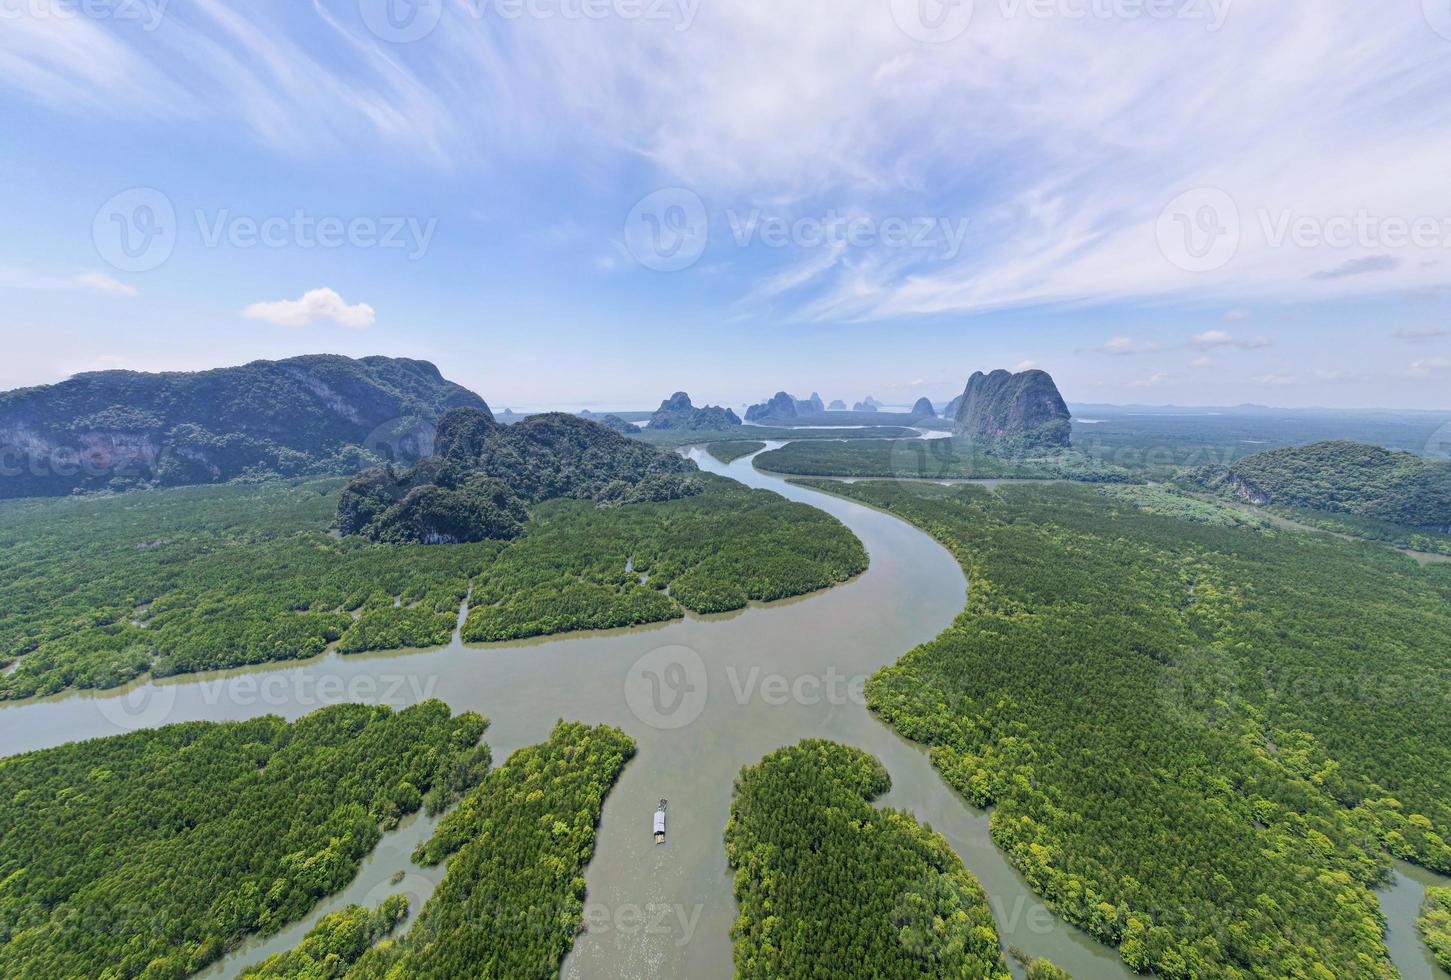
<box><xmin>653</xmin><ymin>799</ymin><xmax>667</xmax><ymax>845</ymax></box>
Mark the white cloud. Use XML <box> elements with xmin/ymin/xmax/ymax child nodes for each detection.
<box><xmin>1014</xmin><ymin>360</ymin><xmax>1039</xmax><ymax>372</ymax></box>
<box><xmin>1251</xmin><ymin>371</ymin><xmax>1296</xmax><ymax>385</ymax></box>
<box><xmin>1189</xmin><ymin>356</ymin><xmax>1215</xmax><ymax>369</ymax></box>
<box><xmin>1094</xmin><ymin>336</ymin><xmax>1161</xmax><ymax>356</ymax></box>
<box><xmin>1408</xmin><ymin>357</ymin><xmax>1451</xmax><ymax>379</ymax></box>
<box><xmin>1191</xmin><ymin>330</ymin><xmax>1270</xmax><ymax>350</ymax></box>
<box><xmin>74</xmin><ymin>272</ymin><xmax>139</xmax><ymax>297</ymax></box>
<box><xmin>8</xmin><ymin>1</ymin><xmax>1451</xmax><ymax>321</ymax></box>
<box><xmin>1131</xmin><ymin>371</ymin><xmax>1172</xmax><ymax>387</ymax></box>
<box><xmin>1225</xmin><ymin>309</ymin><xmax>1251</xmax><ymax>321</ymax></box>
<box><xmin>0</xmin><ymin>265</ymin><xmax>138</xmax><ymax>296</ymax></box>
<box><xmin>242</xmin><ymin>287</ymin><xmax>375</xmax><ymax>328</ymax></box>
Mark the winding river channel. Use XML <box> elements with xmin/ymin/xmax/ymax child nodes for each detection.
<box><xmin>0</xmin><ymin>446</ymin><xmax>1445</xmax><ymax>979</ymax></box>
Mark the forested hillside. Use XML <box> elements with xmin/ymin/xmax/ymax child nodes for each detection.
<box><xmin>725</xmin><ymin>740</ymin><xmax>1011</xmax><ymax>979</ymax></box>
<box><xmin>797</xmin><ymin>478</ymin><xmax>1451</xmax><ymax>977</ymax></box>
<box><xmin>0</xmin><ymin>702</ymin><xmax>489</xmax><ymax>979</ymax></box>
<box><xmin>336</xmin><ymin>409</ymin><xmax>701</xmax><ymax>545</ymax></box>
<box><xmin>0</xmin><ymin>355</ymin><xmax>485</xmax><ymax>497</ymax></box>
<box><xmin>1200</xmin><ymin>440</ymin><xmax>1451</xmax><ymax>532</ymax></box>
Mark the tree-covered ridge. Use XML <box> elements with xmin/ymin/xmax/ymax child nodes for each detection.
<box><xmin>724</xmin><ymin>740</ymin><xmax>1011</xmax><ymax>979</ymax></box>
<box><xmin>337</xmin><ymin>409</ymin><xmax>702</xmax><ymax>545</ymax></box>
<box><xmin>952</xmin><ymin>368</ymin><xmax>1072</xmax><ymax>450</ymax></box>
<box><xmin>1418</xmin><ymin>885</ymin><xmax>1451</xmax><ymax>973</ymax></box>
<box><xmin>756</xmin><ymin>438</ymin><xmax>1130</xmax><ymax>482</ymax></box>
<box><xmin>239</xmin><ymin>897</ymin><xmax>410</xmax><ymax>979</ymax></box>
<box><xmin>705</xmin><ymin>440</ymin><xmax>766</xmax><ymax>464</ymax></box>
<box><xmin>649</xmin><ymin>391</ymin><xmax>742</xmax><ymax>430</ymax></box>
<box><xmin>797</xmin><ymin>479</ymin><xmax>1451</xmax><ymax>978</ymax></box>
<box><xmin>0</xmin><ymin>480</ymin><xmax>499</xmax><ymax>700</ymax></box>
<box><xmin>1199</xmin><ymin>439</ymin><xmax>1451</xmax><ymax>532</ymax></box>
<box><xmin>0</xmin><ymin>702</ymin><xmax>489</xmax><ymax>979</ymax></box>
<box><xmin>462</xmin><ymin>475</ymin><xmax>867</xmax><ymax>641</ymax></box>
<box><xmin>345</xmin><ymin>721</ymin><xmax>635</xmax><ymax>980</ymax></box>
<box><xmin>0</xmin><ymin>355</ymin><xmax>486</xmax><ymax>498</ymax></box>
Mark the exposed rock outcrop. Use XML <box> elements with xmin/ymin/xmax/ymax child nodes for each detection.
<box><xmin>952</xmin><ymin>369</ymin><xmax>1071</xmax><ymax>449</ymax></box>
<box><xmin>910</xmin><ymin>397</ymin><xmax>935</xmax><ymax>419</ymax></box>
<box><xmin>745</xmin><ymin>392</ymin><xmax>800</xmax><ymax>423</ymax></box>
<box><xmin>649</xmin><ymin>392</ymin><xmax>742</xmax><ymax>431</ymax></box>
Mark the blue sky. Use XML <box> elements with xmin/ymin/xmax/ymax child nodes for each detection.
<box><xmin>3</xmin><ymin>0</ymin><xmax>1451</xmax><ymax>411</ymax></box>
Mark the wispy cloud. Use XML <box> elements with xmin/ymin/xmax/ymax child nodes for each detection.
<box><xmin>1092</xmin><ymin>336</ymin><xmax>1162</xmax><ymax>356</ymax></box>
<box><xmin>7</xmin><ymin>1</ymin><xmax>1451</xmax><ymax>326</ymax></box>
<box><xmin>1</xmin><ymin>265</ymin><xmax>139</xmax><ymax>296</ymax></box>
<box><xmin>74</xmin><ymin>272</ymin><xmax>139</xmax><ymax>297</ymax></box>
<box><xmin>1394</xmin><ymin>327</ymin><xmax>1448</xmax><ymax>344</ymax></box>
<box><xmin>242</xmin><ymin>287</ymin><xmax>375</xmax><ymax>328</ymax></box>
<box><xmin>1310</xmin><ymin>255</ymin><xmax>1399</xmax><ymax>281</ymax></box>
<box><xmin>1191</xmin><ymin>330</ymin><xmax>1270</xmax><ymax>350</ymax></box>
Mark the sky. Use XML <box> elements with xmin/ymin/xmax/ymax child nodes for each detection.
<box><xmin>3</xmin><ymin>0</ymin><xmax>1451</xmax><ymax>412</ymax></box>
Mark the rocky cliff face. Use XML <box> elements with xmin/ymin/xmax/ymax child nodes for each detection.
<box><xmin>649</xmin><ymin>392</ymin><xmax>742</xmax><ymax>430</ymax></box>
<box><xmin>0</xmin><ymin>355</ymin><xmax>487</xmax><ymax>498</ymax></box>
<box><xmin>827</xmin><ymin>399</ymin><xmax>847</xmax><ymax>411</ymax></box>
<box><xmin>796</xmin><ymin>392</ymin><xmax>825</xmax><ymax>415</ymax></box>
<box><xmin>910</xmin><ymin>397</ymin><xmax>935</xmax><ymax>419</ymax></box>
<box><xmin>952</xmin><ymin>369</ymin><xmax>1071</xmax><ymax>449</ymax></box>
<box><xmin>851</xmin><ymin>397</ymin><xmax>881</xmax><ymax>413</ymax></box>
<box><xmin>745</xmin><ymin>392</ymin><xmax>799</xmax><ymax>422</ymax></box>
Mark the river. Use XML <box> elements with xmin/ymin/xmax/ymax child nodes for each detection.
<box><xmin>0</xmin><ymin>448</ymin><xmax>1443</xmax><ymax>979</ymax></box>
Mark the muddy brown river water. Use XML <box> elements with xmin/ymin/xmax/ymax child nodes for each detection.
<box><xmin>0</xmin><ymin>447</ymin><xmax>1443</xmax><ymax>978</ymax></box>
